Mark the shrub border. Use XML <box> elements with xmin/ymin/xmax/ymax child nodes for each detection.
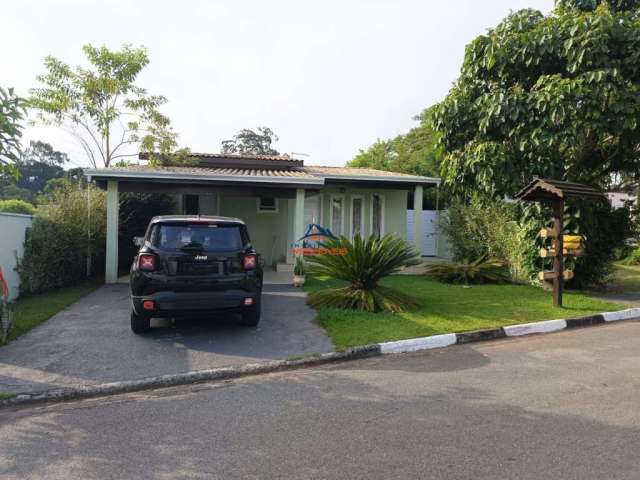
<box><xmin>2</xmin><ymin>307</ymin><xmax>639</xmax><ymax>409</ymax></box>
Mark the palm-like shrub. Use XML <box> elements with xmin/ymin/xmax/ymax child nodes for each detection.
<box><xmin>306</xmin><ymin>234</ymin><xmax>421</xmax><ymax>313</ymax></box>
<box><xmin>425</xmin><ymin>256</ymin><xmax>510</xmax><ymax>285</ymax></box>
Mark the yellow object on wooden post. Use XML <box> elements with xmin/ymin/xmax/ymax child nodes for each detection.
<box><xmin>538</xmin><ymin>270</ymin><xmax>574</xmax><ymax>281</ymax></box>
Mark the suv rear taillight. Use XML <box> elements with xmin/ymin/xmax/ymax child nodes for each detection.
<box><xmin>243</xmin><ymin>254</ymin><xmax>257</xmax><ymax>270</ymax></box>
<box><xmin>138</xmin><ymin>254</ymin><xmax>156</xmax><ymax>272</ymax></box>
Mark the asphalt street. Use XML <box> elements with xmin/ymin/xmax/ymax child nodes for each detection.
<box><xmin>1</xmin><ymin>321</ymin><xmax>639</xmax><ymax>479</ymax></box>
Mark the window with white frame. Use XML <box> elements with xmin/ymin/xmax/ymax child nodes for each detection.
<box><xmin>331</xmin><ymin>195</ymin><xmax>344</xmax><ymax>236</ymax></box>
<box><xmin>351</xmin><ymin>196</ymin><xmax>364</xmax><ymax>238</ymax></box>
<box><xmin>371</xmin><ymin>193</ymin><xmax>384</xmax><ymax>238</ymax></box>
<box><xmin>257</xmin><ymin>196</ymin><xmax>278</xmax><ymax>213</ymax></box>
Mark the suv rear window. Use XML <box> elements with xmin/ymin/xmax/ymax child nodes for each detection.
<box><xmin>150</xmin><ymin>223</ymin><xmax>247</xmax><ymax>252</ymax></box>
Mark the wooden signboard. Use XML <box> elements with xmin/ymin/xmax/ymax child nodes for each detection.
<box><xmin>515</xmin><ymin>179</ymin><xmax>604</xmax><ymax>307</ymax></box>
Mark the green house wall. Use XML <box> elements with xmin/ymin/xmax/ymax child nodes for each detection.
<box><xmin>212</xmin><ymin>186</ymin><xmax>409</xmax><ymax>266</ymax></box>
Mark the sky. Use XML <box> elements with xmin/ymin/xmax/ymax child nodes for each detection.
<box><xmin>3</xmin><ymin>0</ymin><xmax>553</xmax><ymax>168</ymax></box>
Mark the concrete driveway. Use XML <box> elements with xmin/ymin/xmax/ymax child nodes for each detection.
<box><xmin>0</xmin><ymin>272</ymin><xmax>333</xmax><ymax>394</ymax></box>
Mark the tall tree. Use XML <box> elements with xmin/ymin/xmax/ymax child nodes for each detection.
<box><xmin>0</xmin><ymin>87</ymin><xmax>26</xmax><ymax>177</ymax></box>
<box><xmin>21</xmin><ymin>140</ymin><xmax>68</xmax><ymax>166</ymax></box>
<box><xmin>221</xmin><ymin>127</ymin><xmax>279</xmax><ymax>155</ymax></box>
<box><xmin>30</xmin><ymin>44</ymin><xmax>183</xmax><ymax>168</ymax></box>
<box><xmin>432</xmin><ymin>0</ymin><xmax>640</xmax><ymax>197</ymax></box>
<box><xmin>16</xmin><ymin>141</ymin><xmax>67</xmax><ymax>193</ymax></box>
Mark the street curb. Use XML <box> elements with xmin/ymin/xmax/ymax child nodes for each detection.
<box><xmin>0</xmin><ymin>345</ymin><xmax>381</xmax><ymax>409</ymax></box>
<box><xmin>2</xmin><ymin>307</ymin><xmax>640</xmax><ymax>409</ymax></box>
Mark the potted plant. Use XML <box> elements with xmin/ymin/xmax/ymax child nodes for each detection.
<box><xmin>293</xmin><ymin>256</ymin><xmax>305</xmax><ymax>287</ymax></box>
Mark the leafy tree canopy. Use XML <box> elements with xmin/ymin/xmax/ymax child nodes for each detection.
<box><xmin>348</xmin><ymin>110</ymin><xmax>442</xmax><ymax>178</ymax></box>
<box><xmin>16</xmin><ymin>141</ymin><xmax>67</xmax><ymax>193</ymax></box>
<box><xmin>0</xmin><ymin>87</ymin><xmax>26</xmax><ymax>177</ymax></box>
<box><xmin>22</xmin><ymin>140</ymin><xmax>68</xmax><ymax>166</ymax></box>
<box><xmin>432</xmin><ymin>0</ymin><xmax>640</xmax><ymax>197</ymax></box>
<box><xmin>221</xmin><ymin>127</ymin><xmax>279</xmax><ymax>155</ymax></box>
<box><xmin>30</xmin><ymin>44</ymin><xmax>184</xmax><ymax>167</ymax></box>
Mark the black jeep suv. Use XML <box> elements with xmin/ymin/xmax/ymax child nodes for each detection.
<box><xmin>129</xmin><ymin>215</ymin><xmax>263</xmax><ymax>333</ymax></box>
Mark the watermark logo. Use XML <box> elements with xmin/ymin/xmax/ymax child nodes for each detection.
<box><xmin>292</xmin><ymin>224</ymin><xmax>347</xmax><ymax>256</ymax></box>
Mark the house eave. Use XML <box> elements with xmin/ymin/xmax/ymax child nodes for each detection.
<box><xmin>84</xmin><ymin>169</ymin><xmax>325</xmax><ymax>187</ymax></box>
<box><xmin>84</xmin><ymin>168</ymin><xmax>441</xmax><ymax>188</ymax></box>
<box><xmin>318</xmin><ymin>173</ymin><xmax>441</xmax><ymax>185</ymax></box>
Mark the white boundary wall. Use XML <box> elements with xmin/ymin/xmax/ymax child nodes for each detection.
<box><xmin>406</xmin><ymin>210</ymin><xmax>438</xmax><ymax>256</ymax></box>
<box><xmin>0</xmin><ymin>213</ymin><xmax>32</xmax><ymax>301</ymax></box>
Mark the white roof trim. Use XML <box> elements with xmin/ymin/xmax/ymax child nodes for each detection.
<box><xmin>84</xmin><ymin>169</ymin><xmax>325</xmax><ymax>185</ymax></box>
<box><xmin>85</xmin><ymin>168</ymin><xmax>441</xmax><ymax>186</ymax></box>
<box><xmin>317</xmin><ymin>173</ymin><xmax>441</xmax><ymax>185</ymax></box>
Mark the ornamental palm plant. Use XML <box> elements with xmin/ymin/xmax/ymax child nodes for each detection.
<box><xmin>306</xmin><ymin>234</ymin><xmax>421</xmax><ymax>313</ymax></box>
<box><xmin>424</xmin><ymin>256</ymin><xmax>510</xmax><ymax>285</ymax></box>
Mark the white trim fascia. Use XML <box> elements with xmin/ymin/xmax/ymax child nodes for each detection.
<box><xmin>84</xmin><ymin>169</ymin><xmax>325</xmax><ymax>186</ymax></box>
<box><xmin>350</xmin><ymin>194</ymin><xmax>365</xmax><ymax>239</ymax></box>
<box><xmin>319</xmin><ymin>173</ymin><xmax>441</xmax><ymax>185</ymax></box>
<box><xmin>85</xmin><ymin>168</ymin><xmax>441</xmax><ymax>186</ymax></box>
<box><xmin>330</xmin><ymin>194</ymin><xmax>346</xmax><ymax>236</ymax></box>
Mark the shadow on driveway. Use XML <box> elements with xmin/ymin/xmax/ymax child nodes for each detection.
<box><xmin>0</xmin><ymin>282</ymin><xmax>333</xmax><ymax>394</ymax></box>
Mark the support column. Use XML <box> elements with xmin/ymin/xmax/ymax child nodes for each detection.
<box><xmin>552</xmin><ymin>199</ymin><xmax>564</xmax><ymax>307</ymax></box>
<box><xmin>413</xmin><ymin>184</ymin><xmax>423</xmax><ymax>256</ymax></box>
<box><xmin>105</xmin><ymin>180</ymin><xmax>119</xmax><ymax>284</ymax></box>
<box><xmin>294</xmin><ymin>188</ymin><xmax>306</xmax><ymax>255</ymax></box>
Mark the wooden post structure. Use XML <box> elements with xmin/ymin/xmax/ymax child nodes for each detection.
<box><xmin>515</xmin><ymin>178</ymin><xmax>604</xmax><ymax>308</ymax></box>
<box><xmin>551</xmin><ymin>199</ymin><xmax>563</xmax><ymax>307</ymax></box>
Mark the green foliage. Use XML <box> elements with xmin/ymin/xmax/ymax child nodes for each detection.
<box><xmin>305</xmin><ymin>275</ymin><xmax>624</xmax><ymax>350</ymax></box>
<box><xmin>30</xmin><ymin>44</ymin><xmax>183</xmax><ymax>167</ymax></box>
<box><xmin>425</xmin><ymin>256</ymin><xmax>511</xmax><ymax>285</ymax></box>
<box><xmin>221</xmin><ymin>127</ymin><xmax>279</xmax><ymax>155</ymax></box>
<box><xmin>0</xmin><ymin>140</ymin><xmax>69</xmax><ymax>205</ymax></box>
<box><xmin>564</xmin><ymin>200</ymin><xmax>633</xmax><ymax>288</ymax></box>
<box><xmin>0</xmin><ymin>184</ymin><xmax>34</xmax><ymax>202</ymax></box>
<box><xmin>619</xmin><ymin>246</ymin><xmax>640</xmax><ymax>265</ymax></box>
<box><xmin>432</xmin><ymin>2</ymin><xmax>640</xmax><ymax>197</ymax></box>
<box><xmin>118</xmin><ymin>193</ymin><xmax>176</xmax><ymax>271</ymax></box>
<box><xmin>349</xmin><ymin>109</ymin><xmax>442</xmax><ymax>179</ymax></box>
<box><xmin>0</xmin><ymin>87</ymin><xmax>26</xmax><ymax>177</ymax></box>
<box><xmin>0</xmin><ymin>199</ymin><xmax>36</xmax><ymax>215</ymax></box>
<box><xmin>306</xmin><ymin>234</ymin><xmax>421</xmax><ymax>313</ymax></box>
<box><xmin>439</xmin><ymin>196</ymin><xmax>540</xmax><ymax>282</ymax></box>
<box><xmin>556</xmin><ymin>0</ymin><xmax>640</xmax><ymax>12</ymax></box>
<box><xmin>18</xmin><ymin>186</ymin><xmax>107</xmax><ymax>294</ymax></box>
<box><xmin>294</xmin><ymin>256</ymin><xmax>305</xmax><ymax>276</ymax></box>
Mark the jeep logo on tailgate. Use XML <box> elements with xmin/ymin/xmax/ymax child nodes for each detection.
<box><xmin>194</xmin><ymin>255</ymin><xmax>208</xmax><ymax>261</ymax></box>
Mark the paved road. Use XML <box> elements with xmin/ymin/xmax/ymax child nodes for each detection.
<box><xmin>0</xmin><ymin>282</ymin><xmax>333</xmax><ymax>393</ymax></box>
<box><xmin>2</xmin><ymin>321</ymin><xmax>639</xmax><ymax>480</ymax></box>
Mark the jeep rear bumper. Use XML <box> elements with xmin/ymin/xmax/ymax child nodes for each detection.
<box><xmin>132</xmin><ymin>290</ymin><xmax>260</xmax><ymax>317</ymax></box>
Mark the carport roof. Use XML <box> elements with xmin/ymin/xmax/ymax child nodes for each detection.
<box><xmin>85</xmin><ymin>164</ymin><xmax>440</xmax><ymax>187</ymax></box>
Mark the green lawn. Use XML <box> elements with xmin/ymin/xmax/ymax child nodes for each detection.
<box><xmin>305</xmin><ymin>276</ymin><xmax>626</xmax><ymax>350</ymax></box>
<box><xmin>610</xmin><ymin>264</ymin><xmax>640</xmax><ymax>292</ymax></box>
<box><xmin>1</xmin><ymin>282</ymin><xmax>100</xmax><ymax>346</ymax></box>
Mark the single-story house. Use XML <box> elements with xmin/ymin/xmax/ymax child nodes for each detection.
<box><xmin>85</xmin><ymin>153</ymin><xmax>441</xmax><ymax>283</ymax></box>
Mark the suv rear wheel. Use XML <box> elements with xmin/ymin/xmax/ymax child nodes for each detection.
<box><xmin>240</xmin><ymin>298</ymin><xmax>261</xmax><ymax>327</ymax></box>
<box><xmin>131</xmin><ymin>309</ymin><xmax>151</xmax><ymax>334</ymax></box>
